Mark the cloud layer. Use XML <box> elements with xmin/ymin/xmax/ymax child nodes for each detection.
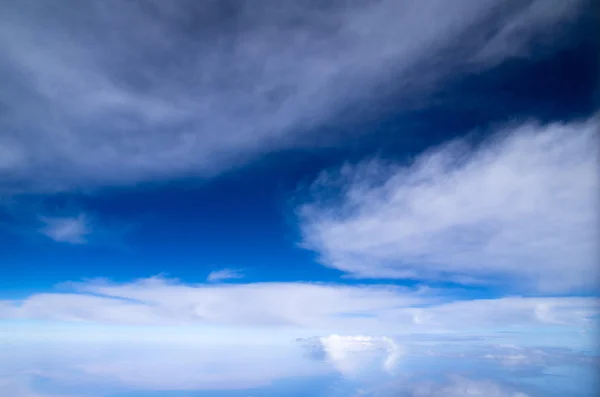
<box><xmin>298</xmin><ymin>118</ymin><xmax>599</xmax><ymax>292</ymax></box>
<box><xmin>1</xmin><ymin>277</ymin><xmax>597</xmax><ymax>333</ymax></box>
<box><xmin>0</xmin><ymin>0</ymin><xmax>586</xmax><ymax>192</ymax></box>
<box><xmin>409</xmin><ymin>376</ymin><xmax>530</xmax><ymax>397</ymax></box>
<box><xmin>1</xmin><ymin>277</ymin><xmax>596</xmax><ymax>396</ymax></box>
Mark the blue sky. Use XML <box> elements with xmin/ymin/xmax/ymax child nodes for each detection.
<box><xmin>0</xmin><ymin>0</ymin><xmax>598</xmax><ymax>396</ymax></box>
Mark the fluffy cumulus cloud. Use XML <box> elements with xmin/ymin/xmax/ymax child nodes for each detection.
<box><xmin>300</xmin><ymin>335</ymin><xmax>401</xmax><ymax>376</ymax></box>
<box><xmin>298</xmin><ymin>118</ymin><xmax>599</xmax><ymax>292</ymax></box>
<box><xmin>0</xmin><ymin>0</ymin><xmax>587</xmax><ymax>192</ymax></box>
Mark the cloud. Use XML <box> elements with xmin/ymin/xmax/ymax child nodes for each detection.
<box><xmin>39</xmin><ymin>214</ymin><xmax>90</xmax><ymax>244</ymax></box>
<box><xmin>0</xmin><ymin>376</ymin><xmax>80</xmax><ymax>397</ymax></box>
<box><xmin>471</xmin><ymin>0</ymin><xmax>585</xmax><ymax>64</ymax></box>
<box><xmin>0</xmin><ymin>0</ymin><xmax>587</xmax><ymax>192</ymax></box>
<box><xmin>0</xmin><ymin>277</ymin><xmax>432</xmax><ymax>329</ymax></box>
<box><xmin>297</xmin><ymin>118</ymin><xmax>599</xmax><ymax>292</ymax></box>
<box><xmin>406</xmin><ymin>342</ymin><xmax>599</xmax><ymax>373</ymax></box>
<box><xmin>207</xmin><ymin>268</ymin><xmax>244</xmax><ymax>282</ymax></box>
<box><xmin>300</xmin><ymin>335</ymin><xmax>401</xmax><ymax>376</ymax></box>
<box><xmin>478</xmin><ymin>344</ymin><xmax>599</xmax><ymax>368</ymax></box>
<box><xmin>354</xmin><ymin>376</ymin><xmax>534</xmax><ymax>397</ymax></box>
<box><xmin>0</xmin><ymin>309</ymin><xmax>595</xmax><ymax>395</ymax></box>
<box><xmin>1</xmin><ymin>277</ymin><xmax>597</xmax><ymax>334</ymax></box>
<box><xmin>0</xmin><ymin>378</ymin><xmax>45</xmax><ymax>397</ymax></box>
<box><xmin>0</xmin><ymin>333</ymin><xmax>326</xmax><ymax>392</ymax></box>
<box><xmin>410</xmin><ymin>376</ymin><xmax>530</xmax><ymax>397</ymax></box>
<box><xmin>3</xmin><ymin>322</ymin><xmax>595</xmax><ymax>395</ymax></box>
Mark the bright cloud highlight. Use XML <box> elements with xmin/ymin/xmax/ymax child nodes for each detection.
<box><xmin>298</xmin><ymin>118</ymin><xmax>599</xmax><ymax>292</ymax></box>
<box><xmin>300</xmin><ymin>335</ymin><xmax>401</xmax><ymax>376</ymax></box>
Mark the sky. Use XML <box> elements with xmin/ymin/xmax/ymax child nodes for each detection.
<box><xmin>0</xmin><ymin>0</ymin><xmax>598</xmax><ymax>396</ymax></box>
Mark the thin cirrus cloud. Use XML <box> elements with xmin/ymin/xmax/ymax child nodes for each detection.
<box><xmin>0</xmin><ymin>0</ymin><xmax>586</xmax><ymax>192</ymax></box>
<box><xmin>38</xmin><ymin>214</ymin><xmax>91</xmax><ymax>244</ymax></box>
<box><xmin>207</xmin><ymin>268</ymin><xmax>245</xmax><ymax>282</ymax></box>
<box><xmin>297</xmin><ymin>117</ymin><xmax>599</xmax><ymax>292</ymax></box>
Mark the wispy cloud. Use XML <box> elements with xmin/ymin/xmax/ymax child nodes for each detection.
<box><xmin>354</xmin><ymin>376</ymin><xmax>536</xmax><ymax>397</ymax></box>
<box><xmin>1</xmin><ymin>277</ymin><xmax>597</xmax><ymax>333</ymax></box>
<box><xmin>0</xmin><ymin>332</ymin><xmax>325</xmax><ymax>393</ymax></box>
<box><xmin>478</xmin><ymin>344</ymin><xmax>598</xmax><ymax>368</ymax></box>
<box><xmin>409</xmin><ymin>376</ymin><xmax>531</xmax><ymax>397</ymax></box>
<box><xmin>297</xmin><ymin>118</ymin><xmax>599</xmax><ymax>292</ymax></box>
<box><xmin>0</xmin><ymin>277</ymin><xmax>432</xmax><ymax>330</ymax></box>
<box><xmin>0</xmin><ymin>377</ymin><xmax>50</xmax><ymax>397</ymax></box>
<box><xmin>207</xmin><ymin>268</ymin><xmax>244</xmax><ymax>283</ymax></box>
<box><xmin>39</xmin><ymin>214</ymin><xmax>91</xmax><ymax>244</ymax></box>
<box><xmin>0</xmin><ymin>0</ymin><xmax>586</xmax><ymax>192</ymax></box>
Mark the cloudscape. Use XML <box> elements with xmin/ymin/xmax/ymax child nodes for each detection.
<box><xmin>0</xmin><ymin>1</ymin><xmax>598</xmax><ymax>396</ymax></box>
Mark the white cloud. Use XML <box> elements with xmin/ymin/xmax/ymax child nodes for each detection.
<box><xmin>207</xmin><ymin>268</ymin><xmax>244</xmax><ymax>282</ymax></box>
<box><xmin>297</xmin><ymin>118</ymin><xmax>599</xmax><ymax>292</ymax></box>
<box><xmin>0</xmin><ymin>376</ymin><xmax>78</xmax><ymax>397</ymax></box>
<box><xmin>70</xmin><ymin>345</ymin><xmax>321</xmax><ymax>391</ymax></box>
<box><xmin>39</xmin><ymin>214</ymin><xmax>90</xmax><ymax>244</ymax></box>
<box><xmin>0</xmin><ymin>277</ymin><xmax>432</xmax><ymax>330</ymax></box>
<box><xmin>0</xmin><ymin>378</ymin><xmax>44</xmax><ymax>397</ymax></box>
<box><xmin>407</xmin><ymin>341</ymin><xmax>598</xmax><ymax>372</ymax></box>
<box><xmin>0</xmin><ymin>0</ymin><xmax>586</xmax><ymax>192</ymax></box>
<box><xmin>0</xmin><ymin>278</ymin><xmax>595</xmax><ymax>394</ymax></box>
<box><xmin>390</xmin><ymin>296</ymin><xmax>600</xmax><ymax>329</ymax></box>
<box><xmin>354</xmin><ymin>376</ymin><xmax>533</xmax><ymax>397</ymax></box>
<box><xmin>0</xmin><ymin>334</ymin><xmax>326</xmax><ymax>392</ymax></box>
<box><xmin>410</xmin><ymin>376</ymin><xmax>530</xmax><ymax>397</ymax></box>
<box><xmin>478</xmin><ymin>344</ymin><xmax>598</xmax><ymax>368</ymax></box>
<box><xmin>300</xmin><ymin>335</ymin><xmax>401</xmax><ymax>376</ymax></box>
<box><xmin>0</xmin><ymin>277</ymin><xmax>597</xmax><ymax>333</ymax></box>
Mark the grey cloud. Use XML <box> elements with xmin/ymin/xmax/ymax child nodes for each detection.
<box><xmin>0</xmin><ymin>0</ymin><xmax>586</xmax><ymax>191</ymax></box>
